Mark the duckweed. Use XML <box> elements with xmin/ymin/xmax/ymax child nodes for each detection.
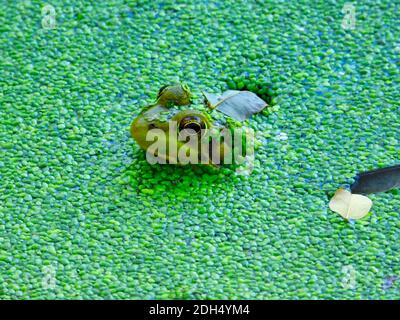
<box><xmin>0</xmin><ymin>0</ymin><xmax>399</xmax><ymax>299</ymax></box>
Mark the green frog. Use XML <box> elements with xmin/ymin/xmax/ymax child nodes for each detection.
<box><xmin>130</xmin><ymin>83</ymin><xmax>247</xmax><ymax>168</ymax></box>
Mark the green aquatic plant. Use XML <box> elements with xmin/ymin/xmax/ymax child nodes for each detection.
<box><xmin>1</xmin><ymin>0</ymin><xmax>399</xmax><ymax>300</ymax></box>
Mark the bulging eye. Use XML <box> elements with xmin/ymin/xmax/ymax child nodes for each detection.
<box><xmin>178</xmin><ymin>116</ymin><xmax>206</xmax><ymax>135</ymax></box>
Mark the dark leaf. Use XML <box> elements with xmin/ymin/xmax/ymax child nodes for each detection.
<box><xmin>351</xmin><ymin>164</ymin><xmax>400</xmax><ymax>194</ymax></box>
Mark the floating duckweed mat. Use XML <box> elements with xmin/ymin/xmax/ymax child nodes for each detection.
<box><xmin>0</xmin><ymin>0</ymin><xmax>399</xmax><ymax>299</ymax></box>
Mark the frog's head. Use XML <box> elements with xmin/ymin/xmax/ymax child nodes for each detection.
<box><xmin>131</xmin><ymin>84</ymin><xmax>230</xmax><ymax>166</ymax></box>
<box><xmin>156</xmin><ymin>83</ymin><xmax>192</xmax><ymax>107</ymax></box>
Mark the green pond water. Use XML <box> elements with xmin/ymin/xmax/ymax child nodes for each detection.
<box><xmin>0</xmin><ymin>0</ymin><xmax>399</xmax><ymax>299</ymax></box>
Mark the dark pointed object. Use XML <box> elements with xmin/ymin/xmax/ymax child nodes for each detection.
<box><xmin>351</xmin><ymin>165</ymin><xmax>400</xmax><ymax>194</ymax></box>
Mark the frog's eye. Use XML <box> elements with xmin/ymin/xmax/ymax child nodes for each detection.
<box><xmin>181</xmin><ymin>83</ymin><xmax>190</xmax><ymax>94</ymax></box>
<box><xmin>157</xmin><ymin>85</ymin><xmax>169</xmax><ymax>100</ymax></box>
<box><xmin>178</xmin><ymin>116</ymin><xmax>207</xmax><ymax>135</ymax></box>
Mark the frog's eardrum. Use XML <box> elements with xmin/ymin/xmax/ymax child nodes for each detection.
<box><xmin>351</xmin><ymin>164</ymin><xmax>400</xmax><ymax>194</ymax></box>
<box><xmin>203</xmin><ymin>90</ymin><xmax>268</xmax><ymax>121</ymax></box>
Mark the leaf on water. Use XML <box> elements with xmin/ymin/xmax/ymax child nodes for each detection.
<box><xmin>202</xmin><ymin>90</ymin><xmax>268</xmax><ymax>121</ymax></box>
<box><xmin>351</xmin><ymin>164</ymin><xmax>400</xmax><ymax>194</ymax></box>
<box><xmin>329</xmin><ymin>188</ymin><xmax>373</xmax><ymax>220</ymax></box>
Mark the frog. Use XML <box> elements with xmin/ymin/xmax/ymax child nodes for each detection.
<box><xmin>130</xmin><ymin>83</ymin><xmax>246</xmax><ymax>168</ymax></box>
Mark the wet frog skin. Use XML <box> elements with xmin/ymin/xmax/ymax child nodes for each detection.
<box><xmin>130</xmin><ymin>84</ymin><xmax>233</xmax><ymax>167</ymax></box>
